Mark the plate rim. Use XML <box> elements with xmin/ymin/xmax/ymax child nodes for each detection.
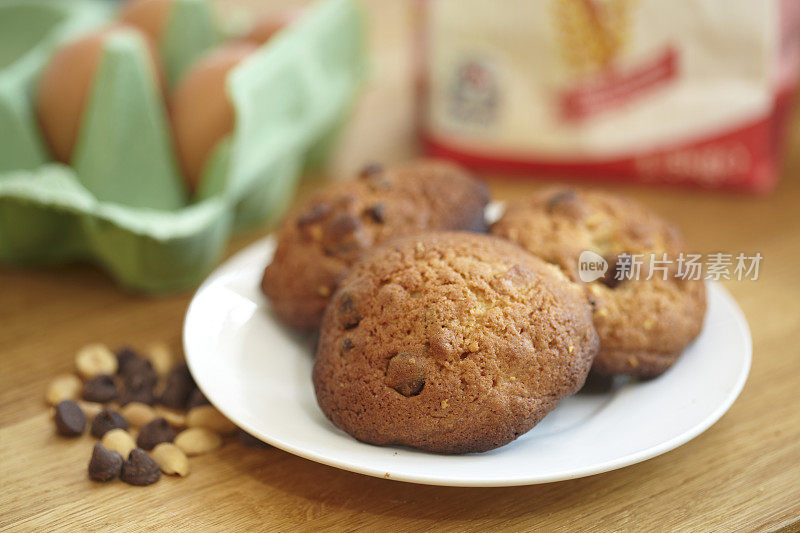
<box><xmin>183</xmin><ymin>235</ymin><xmax>752</xmax><ymax>487</ymax></box>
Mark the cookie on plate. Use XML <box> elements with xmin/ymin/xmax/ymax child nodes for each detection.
<box><xmin>491</xmin><ymin>188</ymin><xmax>706</xmax><ymax>378</ymax></box>
<box><xmin>313</xmin><ymin>232</ymin><xmax>598</xmax><ymax>454</ymax></box>
<box><xmin>261</xmin><ymin>160</ymin><xmax>489</xmax><ymax>329</ymax></box>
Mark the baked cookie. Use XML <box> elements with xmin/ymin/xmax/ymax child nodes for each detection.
<box><xmin>491</xmin><ymin>188</ymin><xmax>706</xmax><ymax>378</ymax></box>
<box><xmin>313</xmin><ymin>232</ymin><xmax>598</xmax><ymax>454</ymax></box>
<box><xmin>261</xmin><ymin>160</ymin><xmax>489</xmax><ymax>329</ymax></box>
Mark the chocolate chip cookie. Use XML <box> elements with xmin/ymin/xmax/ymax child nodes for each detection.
<box><xmin>261</xmin><ymin>160</ymin><xmax>489</xmax><ymax>329</ymax></box>
<box><xmin>313</xmin><ymin>232</ymin><xmax>598</xmax><ymax>454</ymax></box>
<box><xmin>491</xmin><ymin>188</ymin><xmax>706</xmax><ymax>378</ymax></box>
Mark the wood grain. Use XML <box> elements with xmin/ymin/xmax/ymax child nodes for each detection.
<box><xmin>2</xmin><ymin>2</ymin><xmax>799</xmax><ymax>531</ymax></box>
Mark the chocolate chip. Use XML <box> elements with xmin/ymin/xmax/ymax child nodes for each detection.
<box><xmin>359</xmin><ymin>162</ymin><xmax>391</xmax><ymax>190</ymax></box>
<box><xmin>337</xmin><ymin>294</ymin><xmax>361</xmax><ymax>329</ymax></box>
<box><xmin>88</xmin><ymin>442</ymin><xmax>123</xmax><ymax>482</ymax></box>
<box><xmin>159</xmin><ymin>363</ymin><xmax>196</xmax><ymax>409</ymax></box>
<box><xmin>296</xmin><ymin>203</ymin><xmax>331</xmax><ymax>227</ymax></box>
<box><xmin>115</xmin><ymin>346</ymin><xmax>141</xmax><ymax>375</ymax></box>
<box><xmin>322</xmin><ymin>214</ymin><xmax>365</xmax><ymax>256</ymax></box>
<box><xmin>358</xmin><ymin>162</ymin><xmax>383</xmax><ymax>178</ymax></box>
<box><xmin>546</xmin><ymin>190</ymin><xmax>586</xmax><ymax>219</ymax></box>
<box><xmin>186</xmin><ymin>387</ymin><xmax>210</xmax><ymax>410</ymax></box>
<box><xmin>137</xmin><ymin>418</ymin><xmax>177</xmax><ymax>450</ymax></box>
<box><xmin>600</xmin><ymin>254</ymin><xmax>629</xmax><ymax>289</ymax></box>
<box><xmin>364</xmin><ymin>203</ymin><xmax>386</xmax><ymax>224</ymax></box>
<box><xmin>324</xmin><ymin>214</ymin><xmax>360</xmax><ymax>240</ymax></box>
<box><xmin>81</xmin><ymin>374</ymin><xmax>119</xmax><ymax>403</ymax></box>
<box><xmin>54</xmin><ymin>400</ymin><xmax>86</xmax><ymax>437</ymax></box>
<box><xmin>91</xmin><ymin>407</ymin><xmax>129</xmax><ymax>438</ymax></box>
<box><xmin>120</xmin><ymin>448</ymin><xmax>161</xmax><ymax>486</ymax></box>
<box><xmin>237</xmin><ymin>429</ymin><xmax>271</xmax><ymax>449</ymax></box>
<box><xmin>119</xmin><ymin>373</ymin><xmax>155</xmax><ymax>406</ymax></box>
<box><xmin>340</xmin><ymin>338</ymin><xmax>355</xmax><ymax>354</ymax></box>
<box><xmin>386</xmin><ymin>353</ymin><xmax>426</xmax><ymax>397</ymax></box>
<box><xmin>546</xmin><ymin>190</ymin><xmax>576</xmax><ymax>209</ymax></box>
<box><xmin>120</xmin><ymin>357</ymin><xmax>158</xmax><ymax>386</ymax></box>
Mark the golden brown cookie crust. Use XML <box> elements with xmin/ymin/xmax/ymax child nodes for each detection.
<box><xmin>313</xmin><ymin>232</ymin><xmax>598</xmax><ymax>454</ymax></box>
<box><xmin>261</xmin><ymin>160</ymin><xmax>489</xmax><ymax>329</ymax></box>
<box><xmin>491</xmin><ymin>188</ymin><xmax>706</xmax><ymax>378</ymax></box>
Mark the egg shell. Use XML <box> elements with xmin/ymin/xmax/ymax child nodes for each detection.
<box><xmin>118</xmin><ymin>0</ymin><xmax>174</xmax><ymax>44</ymax></box>
<box><xmin>170</xmin><ymin>42</ymin><xmax>256</xmax><ymax>191</ymax></box>
<box><xmin>242</xmin><ymin>9</ymin><xmax>301</xmax><ymax>45</ymax></box>
<box><xmin>35</xmin><ymin>26</ymin><xmax>162</xmax><ymax>163</ymax></box>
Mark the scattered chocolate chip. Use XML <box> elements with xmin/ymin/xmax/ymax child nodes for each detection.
<box><xmin>137</xmin><ymin>418</ymin><xmax>177</xmax><ymax>450</ymax></box>
<box><xmin>340</xmin><ymin>338</ymin><xmax>355</xmax><ymax>354</ymax></box>
<box><xmin>364</xmin><ymin>203</ymin><xmax>386</xmax><ymax>224</ymax></box>
<box><xmin>88</xmin><ymin>442</ymin><xmax>123</xmax><ymax>482</ymax></box>
<box><xmin>159</xmin><ymin>363</ymin><xmax>196</xmax><ymax>409</ymax></box>
<box><xmin>119</xmin><ymin>374</ymin><xmax>155</xmax><ymax>406</ymax></box>
<box><xmin>296</xmin><ymin>203</ymin><xmax>331</xmax><ymax>227</ymax></box>
<box><xmin>386</xmin><ymin>353</ymin><xmax>426</xmax><ymax>397</ymax></box>
<box><xmin>54</xmin><ymin>400</ymin><xmax>86</xmax><ymax>437</ymax></box>
<box><xmin>91</xmin><ymin>407</ymin><xmax>129</xmax><ymax>438</ymax></box>
<box><xmin>337</xmin><ymin>294</ymin><xmax>361</xmax><ymax>329</ymax></box>
<box><xmin>120</xmin><ymin>448</ymin><xmax>161</xmax><ymax>486</ymax></box>
<box><xmin>237</xmin><ymin>429</ymin><xmax>270</xmax><ymax>449</ymax></box>
<box><xmin>120</xmin><ymin>357</ymin><xmax>158</xmax><ymax>387</ymax></box>
<box><xmin>358</xmin><ymin>162</ymin><xmax>383</xmax><ymax>178</ymax></box>
<box><xmin>81</xmin><ymin>374</ymin><xmax>119</xmax><ymax>403</ymax></box>
<box><xmin>600</xmin><ymin>254</ymin><xmax>629</xmax><ymax>289</ymax></box>
<box><xmin>186</xmin><ymin>387</ymin><xmax>210</xmax><ymax>410</ymax></box>
<box><xmin>115</xmin><ymin>346</ymin><xmax>141</xmax><ymax>375</ymax></box>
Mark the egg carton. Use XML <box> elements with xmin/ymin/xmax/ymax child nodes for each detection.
<box><xmin>0</xmin><ymin>0</ymin><xmax>366</xmax><ymax>291</ymax></box>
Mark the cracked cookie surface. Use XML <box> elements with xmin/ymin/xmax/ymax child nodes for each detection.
<box><xmin>491</xmin><ymin>188</ymin><xmax>706</xmax><ymax>378</ymax></box>
<box><xmin>313</xmin><ymin>232</ymin><xmax>598</xmax><ymax>454</ymax></box>
<box><xmin>261</xmin><ymin>160</ymin><xmax>489</xmax><ymax>329</ymax></box>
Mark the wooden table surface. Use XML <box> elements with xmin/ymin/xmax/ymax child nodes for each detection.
<box><xmin>2</xmin><ymin>2</ymin><xmax>799</xmax><ymax>531</ymax></box>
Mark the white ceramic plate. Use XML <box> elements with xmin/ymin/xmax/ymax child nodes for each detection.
<box><xmin>184</xmin><ymin>236</ymin><xmax>751</xmax><ymax>487</ymax></box>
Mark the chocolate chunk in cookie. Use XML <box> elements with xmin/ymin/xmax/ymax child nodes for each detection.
<box><xmin>385</xmin><ymin>353</ymin><xmax>426</xmax><ymax>397</ymax></box>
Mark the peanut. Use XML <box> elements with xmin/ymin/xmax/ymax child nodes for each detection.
<box><xmin>78</xmin><ymin>401</ymin><xmax>104</xmax><ymax>420</ymax></box>
<box><xmin>146</xmin><ymin>343</ymin><xmax>174</xmax><ymax>377</ymax></box>
<box><xmin>121</xmin><ymin>402</ymin><xmax>156</xmax><ymax>427</ymax></box>
<box><xmin>186</xmin><ymin>405</ymin><xmax>236</xmax><ymax>434</ymax></box>
<box><xmin>174</xmin><ymin>428</ymin><xmax>222</xmax><ymax>456</ymax></box>
<box><xmin>75</xmin><ymin>344</ymin><xmax>117</xmax><ymax>378</ymax></box>
<box><xmin>154</xmin><ymin>406</ymin><xmax>186</xmax><ymax>428</ymax></box>
<box><xmin>151</xmin><ymin>443</ymin><xmax>190</xmax><ymax>476</ymax></box>
<box><xmin>45</xmin><ymin>374</ymin><xmax>82</xmax><ymax>405</ymax></box>
<box><xmin>101</xmin><ymin>428</ymin><xmax>136</xmax><ymax>458</ymax></box>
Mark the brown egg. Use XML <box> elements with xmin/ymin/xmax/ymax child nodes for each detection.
<box><xmin>118</xmin><ymin>0</ymin><xmax>174</xmax><ymax>44</ymax></box>
<box><xmin>35</xmin><ymin>26</ymin><xmax>163</xmax><ymax>163</ymax></box>
<box><xmin>170</xmin><ymin>42</ymin><xmax>256</xmax><ymax>191</ymax></box>
<box><xmin>242</xmin><ymin>10</ymin><xmax>301</xmax><ymax>45</ymax></box>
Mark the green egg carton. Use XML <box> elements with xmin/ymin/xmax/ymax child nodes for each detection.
<box><xmin>0</xmin><ymin>0</ymin><xmax>367</xmax><ymax>292</ymax></box>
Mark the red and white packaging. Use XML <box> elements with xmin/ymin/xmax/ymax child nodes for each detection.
<box><xmin>418</xmin><ymin>0</ymin><xmax>800</xmax><ymax>192</ymax></box>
